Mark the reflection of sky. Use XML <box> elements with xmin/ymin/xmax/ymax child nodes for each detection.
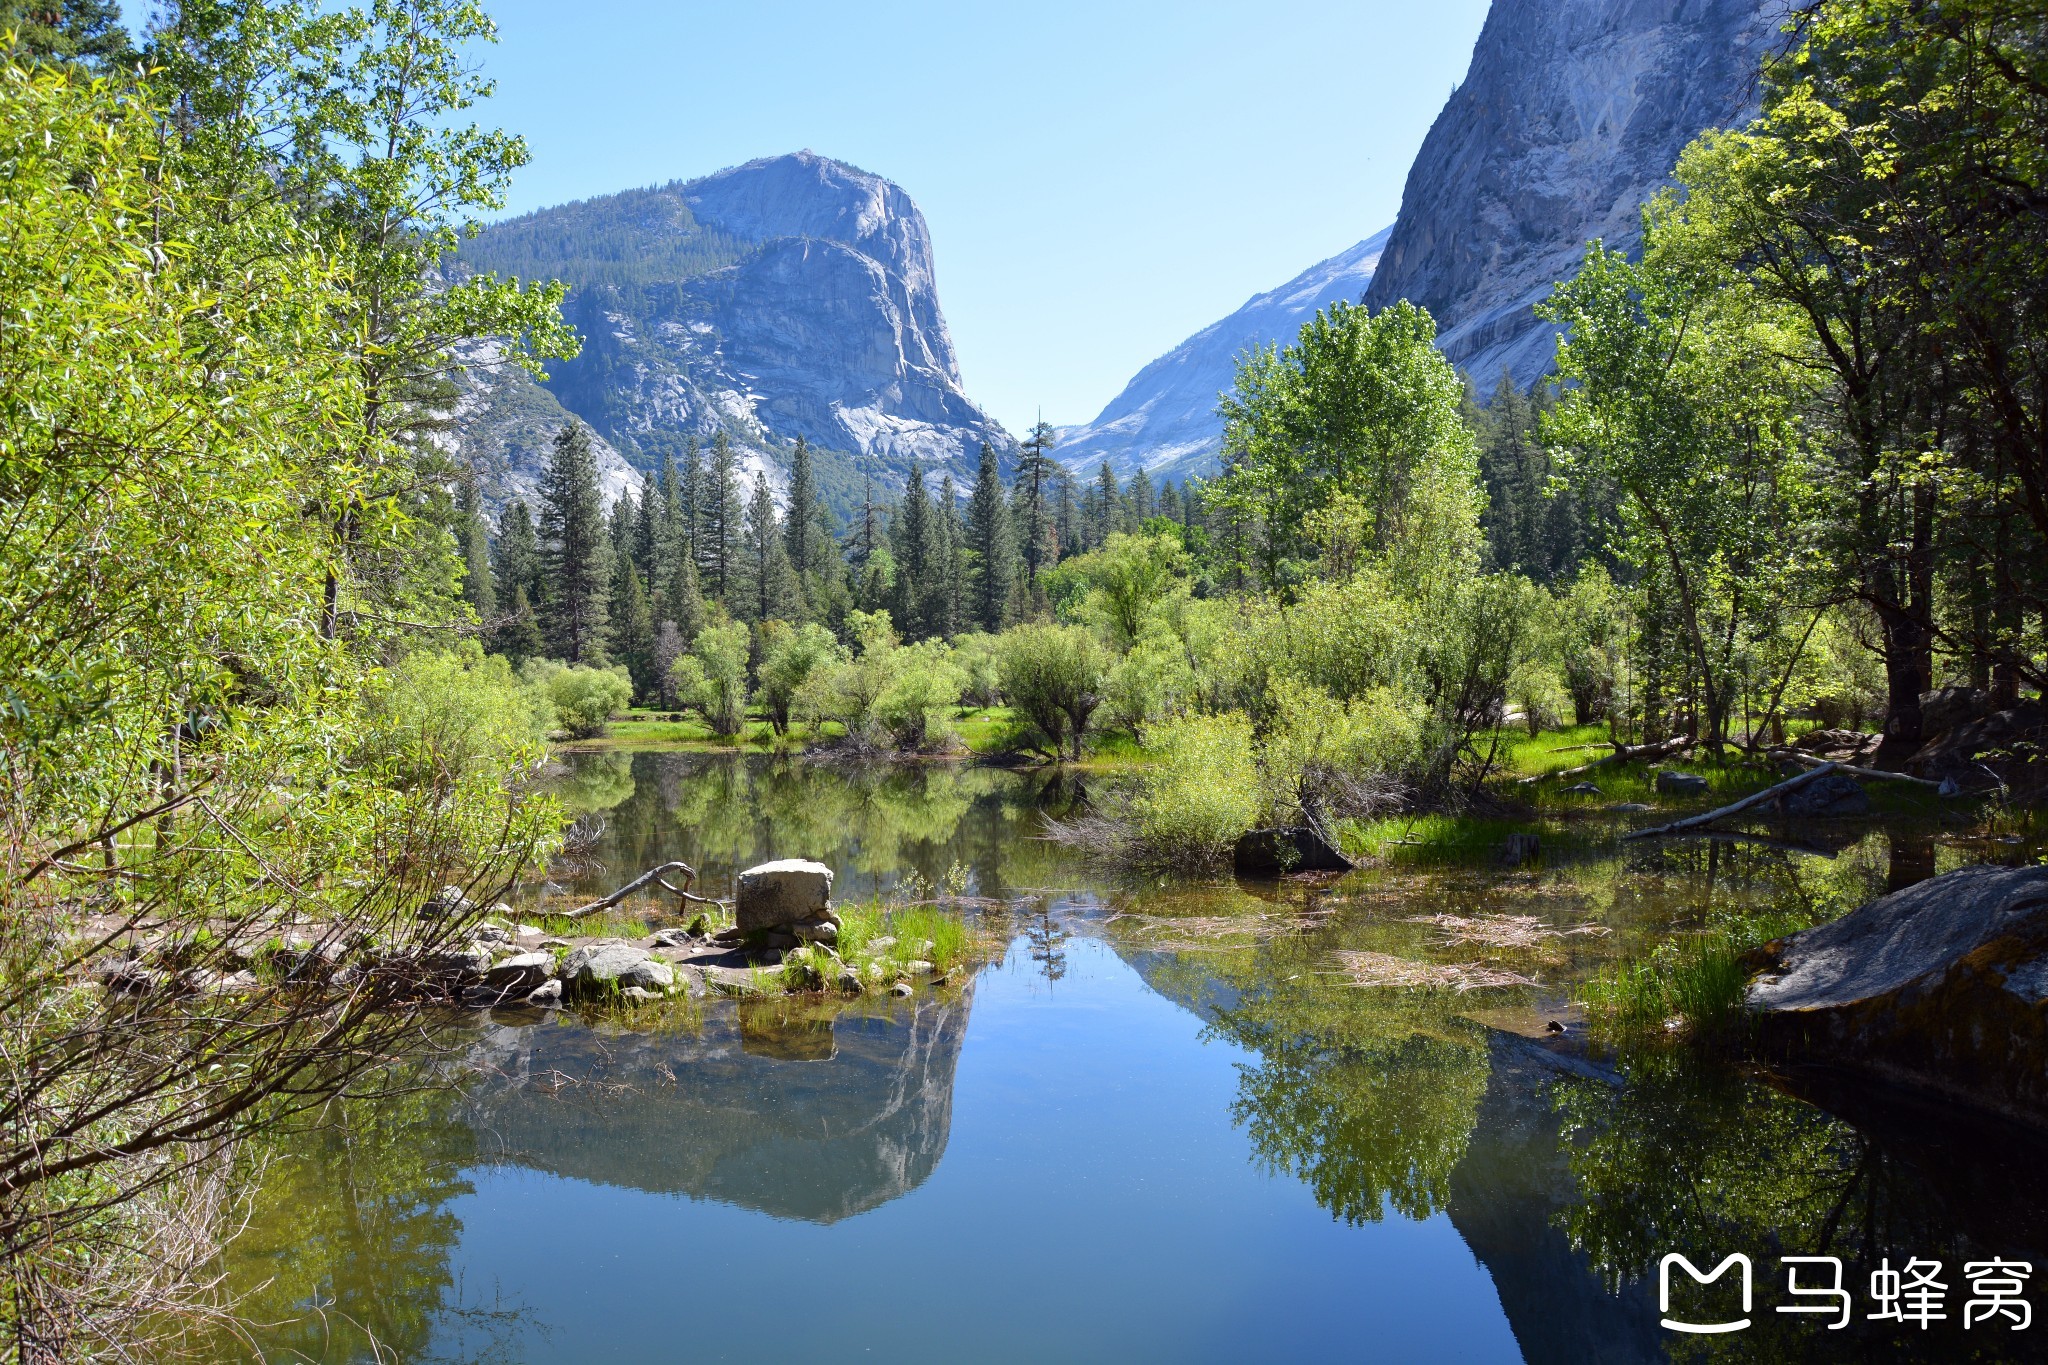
<box><xmin>430</xmin><ymin>938</ymin><xmax>1524</xmax><ymax>1364</ymax></box>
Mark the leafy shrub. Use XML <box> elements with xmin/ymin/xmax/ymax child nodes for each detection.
<box><xmin>668</xmin><ymin>620</ymin><xmax>749</xmax><ymax>736</ymax></box>
<box><xmin>998</xmin><ymin>623</ymin><xmax>1111</xmax><ymax>759</ymax></box>
<box><xmin>1129</xmin><ymin>713</ymin><xmax>1263</xmax><ymax>868</ymax></box>
<box><xmin>524</xmin><ymin>659</ymin><xmax>634</xmax><ymax>738</ymax></box>
<box><xmin>357</xmin><ymin>645</ymin><xmax>553</xmax><ymax>792</ymax></box>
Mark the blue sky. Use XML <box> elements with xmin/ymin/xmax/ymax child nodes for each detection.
<box><xmin>470</xmin><ymin>1</ymin><xmax>1493</xmax><ymax>434</ymax></box>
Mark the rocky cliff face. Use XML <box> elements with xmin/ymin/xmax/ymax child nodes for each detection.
<box><xmin>1055</xmin><ymin>228</ymin><xmax>1391</xmax><ymax>485</ymax></box>
<box><xmin>454</xmin><ymin>151</ymin><xmax>1011</xmax><ymax>514</ymax></box>
<box><xmin>1362</xmin><ymin>0</ymin><xmax>1787</xmax><ymax>389</ymax></box>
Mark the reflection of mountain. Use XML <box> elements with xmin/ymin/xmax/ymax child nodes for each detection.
<box><xmin>1446</xmin><ymin>1039</ymin><xmax>1662</xmax><ymax>1365</ymax></box>
<box><xmin>463</xmin><ymin>990</ymin><xmax>972</xmax><ymax>1223</ymax></box>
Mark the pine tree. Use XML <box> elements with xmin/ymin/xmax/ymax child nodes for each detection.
<box><xmin>611</xmin><ymin>562</ymin><xmax>656</xmax><ymax>698</ymax></box>
<box><xmin>702</xmin><ymin>431</ymin><xmax>740</xmax><ymax>606</ymax></box>
<box><xmin>1</xmin><ymin>0</ymin><xmax>134</xmax><ymax>68</ymax></box>
<box><xmin>745</xmin><ymin>473</ymin><xmax>803</xmax><ymax>623</ymax></box>
<box><xmin>678</xmin><ymin>435</ymin><xmax>703</xmax><ymax>570</ymax></box>
<box><xmin>633</xmin><ymin>470</ymin><xmax>659</xmax><ymax>582</ymax></box>
<box><xmin>1092</xmin><ymin>462</ymin><xmax>1120</xmax><ymax>548</ymax></box>
<box><xmin>1056</xmin><ymin>466</ymin><xmax>1080</xmax><ymax>559</ymax></box>
<box><xmin>459</xmin><ymin>477</ymin><xmax>495</xmax><ymax>621</ymax></box>
<box><xmin>660</xmin><ymin>551</ymin><xmax>706</xmax><ymax>646</ymax></box>
<box><xmin>966</xmin><ymin>441</ymin><xmax>1013</xmax><ymax>631</ymax></box>
<box><xmin>786</xmin><ymin>435</ymin><xmax>818</xmax><ymax>581</ymax></box>
<box><xmin>937</xmin><ymin>473</ymin><xmax>963</xmax><ymax>638</ymax></box>
<box><xmin>893</xmin><ymin>463</ymin><xmax>935</xmax><ymax>637</ymax></box>
<box><xmin>1129</xmin><ymin>468</ymin><xmax>1154</xmax><ymax>526</ymax></box>
<box><xmin>492</xmin><ymin>499</ymin><xmax>544</xmax><ymax>659</ymax></box>
<box><xmin>1016</xmin><ymin>419</ymin><xmax>1060</xmax><ymax>584</ymax></box>
<box><xmin>537</xmin><ymin>423</ymin><xmax>612</xmax><ymax>663</ymax></box>
<box><xmin>1157</xmin><ymin>479</ymin><xmax>1184</xmax><ymax>526</ymax></box>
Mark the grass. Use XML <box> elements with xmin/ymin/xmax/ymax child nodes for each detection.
<box><xmin>1347</xmin><ymin>814</ymin><xmax>1555</xmax><ymax>865</ymax></box>
<box><xmin>1580</xmin><ymin>906</ymin><xmax>1814</xmax><ymax>1039</ymax></box>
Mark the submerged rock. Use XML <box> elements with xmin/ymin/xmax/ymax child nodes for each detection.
<box><xmin>735</xmin><ymin>858</ymin><xmax>837</xmax><ymax>933</ymax></box>
<box><xmin>1233</xmin><ymin>825</ymin><xmax>1352</xmax><ymax>875</ymax></box>
<box><xmin>1777</xmin><ymin>771</ymin><xmax>1872</xmax><ymax>818</ymax></box>
<box><xmin>1745</xmin><ymin>865</ymin><xmax>2048</xmax><ymax>1125</ymax></box>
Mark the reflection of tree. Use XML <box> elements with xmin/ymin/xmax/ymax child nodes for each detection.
<box><xmin>213</xmin><ymin>1076</ymin><xmax>493</xmax><ymax>1363</ymax></box>
<box><xmin>1553</xmin><ymin>1053</ymin><xmax>2018</xmax><ymax>1363</ymax></box>
<box><xmin>1169</xmin><ymin>929</ymin><xmax>1493</xmax><ymax>1228</ymax></box>
<box><xmin>1024</xmin><ymin>899</ymin><xmax>1069</xmax><ymax>986</ymax></box>
<box><xmin>553</xmin><ymin>750</ymin><xmax>636</xmax><ymax>813</ymax></box>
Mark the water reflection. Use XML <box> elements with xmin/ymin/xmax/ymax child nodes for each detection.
<box><xmin>459</xmin><ymin>992</ymin><xmax>972</xmax><ymax>1224</ymax></box>
<box><xmin>204</xmin><ymin>754</ymin><xmax>2048</xmax><ymax>1363</ymax></box>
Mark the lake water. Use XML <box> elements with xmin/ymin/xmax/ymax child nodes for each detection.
<box><xmin>212</xmin><ymin>752</ymin><xmax>2048</xmax><ymax>1363</ymax></box>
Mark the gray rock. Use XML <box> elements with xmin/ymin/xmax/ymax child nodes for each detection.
<box><xmin>1919</xmin><ymin>685</ymin><xmax>1992</xmax><ymax>736</ymax></box>
<box><xmin>451</xmin><ymin>153</ymin><xmax>1010</xmax><ymax>523</ymax></box>
<box><xmin>1562</xmin><ymin>782</ymin><xmax>1602</xmax><ymax>795</ymax></box>
<box><xmin>1654</xmin><ymin>770</ymin><xmax>1710</xmax><ymax>795</ymax></box>
<box><xmin>1746</xmin><ymin>865</ymin><xmax>2048</xmax><ymax>1123</ymax></box>
<box><xmin>790</xmin><ymin>918</ymin><xmax>838</xmax><ymax>945</ymax></box>
<box><xmin>903</xmin><ymin>959</ymin><xmax>936</xmax><ymax>977</ymax></box>
<box><xmin>735</xmin><ymin>858</ymin><xmax>835</xmax><ymax>931</ymax></box>
<box><xmin>889</xmin><ymin>981</ymin><xmax>914</xmax><ymax>997</ymax></box>
<box><xmin>561</xmin><ymin>941</ymin><xmax>675</xmax><ymax>998</ymax></box>
<box><xmin>1778</xmin><ymin>771</ymin><xmax>1872</xmax><ymax>818</ymax></box>
<box><xmin>420</xmin><ymin>946</ymin><xmax>492</xmax><ymax>982</ymax></box>
<box><xmin>483</xmin><ymin>951</ymin><xmax>554</xmax><ymax>992</ymax></box>
<box><xmin>1359</xmin><ymin>0</ymin><xmax>1785</xmax><ymax>392</ymax></box>
<box><xmin>835</xmin><ymin>968</ymin><xmax>865</xmax><ymax>994</ymax></box>
<box><xmin>649</xmin><ymin>928</ymin><xmax>699</xmax><ymax>949</ymax></box>
<box><xmin>621</xmin><ymin>986</ymin><xmax>663</xmax><ymax>1004</ymax></box>
<box><xmin>1608</xmin><ymin>802</ymin><xmax>1653</xmax><ymax>814</ymax></box>
<box><xmin>525</xmin><ymin>978</ymin><xmax>564</xmax><ymax>1008</ymax></box>
<box><xmin>475</xmin><ymin>923</ymin><xmax>516</xmax><ymax>945</ymax></box>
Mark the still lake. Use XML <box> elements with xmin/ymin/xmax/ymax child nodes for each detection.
<box><xmin>213</xmin><ymin>751</ymin><xmax>2048</xmax><ymax>1363</ymax></box>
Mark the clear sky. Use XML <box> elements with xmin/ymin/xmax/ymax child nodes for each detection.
<box><xmin>468</xmin><ymin>0</ymin><xmax>1494</xmax><ymax>436</ymax></box>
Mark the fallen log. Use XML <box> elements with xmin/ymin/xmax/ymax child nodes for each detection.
<box><xmin>1767</xmin><ymin>749</ymin><xmax>1950</xmax><ymax>790</ymax></box>
<box><xmin>1520</xmin><ymin>735</ymin><xmax>1697</xmax><ymax>785</ymax></box>
<box><xmin>1623</xmin><ymin>763</ymin><xmax>1838</xmax><ymax>841</ymax></box>
<box><xmin>555</xmin><ymin>860</ymin><xmax>718</xmax><ymax>920</ymax></box>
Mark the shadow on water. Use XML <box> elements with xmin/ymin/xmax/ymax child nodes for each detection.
<box><xmin>205</xmin><ymin>753</ymin><xmax>2048</xmax><ymax>1363</ymax></box>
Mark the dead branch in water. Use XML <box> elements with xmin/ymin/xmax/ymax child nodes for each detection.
<box><xmin>1623</xmin><ymin>763</ymin><xmax>1839</xmax><ymax>840</ymax></box>
<box><xmin>555</xmin><ymin>860</ymin><xmax>718</xmax><ymax>920</ymax></box>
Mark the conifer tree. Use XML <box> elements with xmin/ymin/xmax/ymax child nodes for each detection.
<box><xmin>633</xmin><ymin>470</ymin><xmax>659</xmax><ymax>582</ymax></box>
<box><xmin>967</xmin><ymin>441</ymin><xmax>1013</xmax><ymax>631</ymax></box>
<box><xmin>1093</xmin><ymin>462</ymin><xmax>1120</xmax><ymax>548</ymax></box>
<box><xmin>660</xmin><ymin>551</ymin><xmax>706</xmax><ymax>646</ymax></box>
<box><xmin>937</xmin><ymin>473</ymin><xmax>963</xmax><ymax>638</ymax></box>
<box><xmin>1056</xmin><ymin>466</ymin><xmax>1080</xmax><ymax>559</ymax></box>
<box><xmin>678</xmin><ymin>434</ymin><xmax>703</xmax><ymax>569</ymax></box>
<box><xmin>458</xmin><ymin>477</ymin><xmax>495</xmax><ymax>620</ymax></box>
<box><xmin>611</xmin><ymin>562</ymin><xmax>656</xmax><ymax>698</ymax></box>
<box><xmin>893</xmin><ymin>463</ymin><xmax>935</xmax><ymax>637</ymax></box>
<box><xmin>492</xmin><ymin>498</ymin><xmax>543</xmax><ymax>658</ymax></box>
<box><xmin>745</xmin><ymin>473</ymin><xmax>803</xmax><ymax>623</ymax></box>
<box><xmin>786</xmin><ymin>435</ymin><xmax>818</xmax><ymax>582</ymax></box>
<box><xmin>702</xmin><ymin>431</ymin><xmax>740</xmax><ymax>606</ymax></box>
<box><xmin>1129</xmin><ymin>468</ymin><xmax>1154</xmax><ymax>525</ymax></box>
<box><xmin>1016</xmin><ymin>419</ymin><xmax>1060</xmax><ymax>584</ymax></box>
<box><xmin>538</xmin><ymin>423</ymin><xmax>612</xmax><ymax>663</ymax></box>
